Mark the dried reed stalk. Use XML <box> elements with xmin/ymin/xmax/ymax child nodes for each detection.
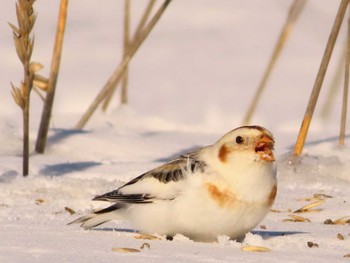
<box><xmin>120</xmin><ymin>0</ymin><xmax>131</xmax><ymax>105</ymax></box>
<box><xmin>75</xmin><ymin>0</ymin><xmax>172</xmax><ymax>129</ymax></box>
<box><xmin>339</xmin><ymin>4</ymin><xmax>350</xmax><ymax>145</ymax></box>
<box><xmin>102</xmin><ymin>0</ymin><xmax>131</xmax><ymax>111</ymax></box>
<box><xmin>242</xmin><ymin>0</ymin><xmax>307</xmax><ymax>125</ymax></box>
<box><xmin>294</xmin><ymin>0</ymin><xmax>349</xmax><ymax>155</ymax></box>
<box><xmin>133</xmin><ymin>0</ymin><xmax>157</xmax><ymax>40</ymax></box>
<box><xmin>320</xmin><ymin>45</ymin><xmax>345</xmax><ymax>119</ymax></box>
<box><xmin>102</xmin><ymin>0</ymin><xmax>156</xmax><ymax>111</ymax></box>
<box><xmin>35</xmin><ymin>0</ymin><xmax>68</xmax><ymax>153</ymax></box>
<box><xmin>10</xmin><ymin>0</ymin><xmax>37</xmax><ymax>176</ymax></box>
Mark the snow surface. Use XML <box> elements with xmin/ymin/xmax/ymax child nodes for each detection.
<box><xmin>1</xmin><ymin>0</ymin><xmax>350</xmax><ymax>262</ymax></box>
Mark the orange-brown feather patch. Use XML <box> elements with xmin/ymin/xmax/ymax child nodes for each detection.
<box><xmin>267</xmin><ymin>184</ymin><xmax>277</xmax><ymax>206</ymax></box>
<box><xmin>206</xmin><ymin>183</ymin><xmax>236</xmax><ymax>208</ymax></box>
<box><xmin>218</xmin><ymin>144</ymin><xmax>229</xmax><ymax>163</ymax></box>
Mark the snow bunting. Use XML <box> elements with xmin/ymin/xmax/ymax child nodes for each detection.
<box><xmin>69</xmin><ymin>125</ymin><xmax>277</xmax><ymax>242</ymax></box>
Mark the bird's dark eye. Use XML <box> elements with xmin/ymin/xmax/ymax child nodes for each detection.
<box><xmin>236</xmin><ymin>136</ymin><xmax>244</xmax><ymax>144</ymax></box>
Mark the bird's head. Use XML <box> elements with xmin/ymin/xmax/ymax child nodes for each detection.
<box><xmin>215</xmin><ymin>125</ymin><xmax>275</xmax><ymax>164</ymax></box>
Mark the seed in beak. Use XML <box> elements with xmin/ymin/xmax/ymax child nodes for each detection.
<box><xmin>255</xmin><ymin>135</ymin><xmax>275</xmax><ymax>162</ymax></box>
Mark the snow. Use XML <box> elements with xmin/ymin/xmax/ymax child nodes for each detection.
<box><xmin>1</xmin><ymin>0</ymin><xmax>350</xmax><ymax>262</ymax></box>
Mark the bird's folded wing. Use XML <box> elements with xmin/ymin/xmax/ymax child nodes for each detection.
<box><xmin>93</xmin><ymin>192</ymin><xmax>154</xmax><ymax>203</ymax></box>
<box><xmin>93</xmin><ymin>151</ymin><xmax>207</xmax><ymax>204</ymax></box>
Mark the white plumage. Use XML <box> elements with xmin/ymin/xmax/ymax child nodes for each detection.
<box><xmin>69</xmin><ymin>125</ymin><xmax>277</xmax><ymax>242</ymax></box>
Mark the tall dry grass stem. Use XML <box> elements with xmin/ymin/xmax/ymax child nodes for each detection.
<box><xmin>102</xmin><ymin>0</ymin><xmax>156</xmax><ymax>111</ymax></box>
<box><xmin>294</xmin><ymin>0</ymin><xmax>349</xmax><ymax>155</ymax></box>
<box><xmin>35</xmin><ymin>0</ymin><xmax>68</xmax><ymax>153</ymax></box>
<box><xmin>242</xmin><ymin>0</ymin><xmax>307</xmax><ymax>125</ymax></box>
<box><xmin>321</xmin><ymin>45</ymin><xmax>345</xmax><ymax>119</ymax></box>
<box><xmin>9</xmin><ymin>0</ymin><xmax>37</xmax><ymax>176</ymax></box>
<box><xmin>339</xmin><ymin>5</ymin><xmax>350</xmax><ymax>145</ymax></box>
<box><xmin>120</xmin><ymin>0</ymin><xmax>131</xmax><ymax>105</ymax></box>
<box><xmin>133</xmin><ymin>0</ymin><xmax>156</xmax><ymax>40</ymax></box>
<box><xmin>102</xmin><ymin>0</ymin><xmax>131</xmax><ymax>111</ymax></box>
<box><xmin>75</xmin><ymin>0</ymin><xmax>172</xmax><ymax>129</ymax></box>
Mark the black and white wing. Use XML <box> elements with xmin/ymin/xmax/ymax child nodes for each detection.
<box><xmin>93</xmin><ymin>150</ymin><xmax>207</xmax><ymax>204</ymax></box>
<box><xmin>69</xmin><ymin>149</ymin><xmax>208</xmax><ymax>229</ymax></box>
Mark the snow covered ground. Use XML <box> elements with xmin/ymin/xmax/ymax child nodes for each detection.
<box><xmin>1</xmin><ymin>1</ymin><xmax>349</xmax><ymax>262</ymax></box>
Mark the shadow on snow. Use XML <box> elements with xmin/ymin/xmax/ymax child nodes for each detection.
<box><xmin>47</xmin><ymin>128</ymin><xmax>90</xmax><ymax>145</ymax></box>
<box><xmin>82</xmin><ymin>228</ymin><xmax>307</xmax><ymax>242</ymax></box>
<box><xmin>251</xmin><ymin>230</ymin><xmax>307</xmax><ymax>239</ymax></box>
<box><xmin>40</xmin><ymin>161</ymin><xmax>101</xmax><ymax>176</ymax></box>
<box><xmin>286</xmin><ymin>134</ymin><xmax>350</xmax><ymax>150</ymax></box>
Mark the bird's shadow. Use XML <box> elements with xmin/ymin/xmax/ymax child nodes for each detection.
<box><xmin>92</xmin><ymin>227</ymin><xmax>137</xmax><ymax>233</ymax></box>
<box><xmin>251</xmin><ymin>230</ymin><xmax>307</xmax><ymax>240</ymax></box>
<box><xmin>84</xmin><ymin>228</ymin><xmax>307</xmax><ymax>242</ymax></box>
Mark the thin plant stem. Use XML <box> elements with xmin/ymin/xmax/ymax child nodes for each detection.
<box><xmin>10</xmin><ymin>0</ymin><xmax>36</xmax><ymax>176</ymax></box>
<box><xmin>35</xmin><ymin>0</ymin><xmax>68</xmax><ymax>153</ymax></box>
<box><xmin>133</xmin><ymin>0</ymin><xmax>156</xmax><ymax>41</ymax></box>
<box><xmin>102</xmin><ymin>0</ymin><xmax>156</xmax><ymax>111</ymax></box>
<box><xmin>321</xmin><ymin>44</ymin><xmax>345</xmax><ymax>120</ymax></box>
<box><xmin>22</xmin><ymin>69</ymin><xmax>34</xmax><ymax>176</ymax></box>
<box><xmin>120</xmin><ymin>0</ymin><xmax>130</xmax><ymax>105</ymax></box>
<box><xmin>339</xmin><ymin>4</ymin><xmax>350</xmax><ymax>145</ymax></box>
<box><xmin>75</xmin><ymin>0</ymin><xmax>172</xmax><ymax>129</ymax></box>
<box><xmin>242</xmin><ymin>0</ymin><xmax>307</xmax><ymax>125</ymax></box>
<box><xmin>103</xmin><ymin>0</ymin><xmax>131</xmax><ymax>110</ymax></box>
<box><xmin>294</xmin><ymin>0</ymin><xmax>349</xmax><ymax>155</ymax></box>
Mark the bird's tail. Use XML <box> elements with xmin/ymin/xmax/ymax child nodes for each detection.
<box><xmin>68</xmin><ymin>203</ymin><xmax>125</xmax><ymax>229</ymax></box>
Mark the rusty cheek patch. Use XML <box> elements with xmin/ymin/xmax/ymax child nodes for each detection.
<box><xmin>206</xmin><ymin>183</ymin><xmax>236</xmax><ymax>208</ymax></box>
<box><xmin>267</xmin><ymin>184</ymin><xmax>277</xmax><ymax>207</ymax></box>
<box><xmin>218</xmin><ymin>144</ymin><xmax>229</xmax><ymax>163</ymax></box>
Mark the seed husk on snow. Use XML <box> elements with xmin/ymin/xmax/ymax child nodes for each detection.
<box><xmin>337</xmin><ymin>233</ymin><xmax>344</xmax><ymax>240</ymax></box>
<box><xmin>313</xmin><ymin>193</ymin><xmax>333</xmax><ymax>199</ymax></box>
<box><xmin>294</xmin><ymin>200</ymin><xmax>325</xmax><ymax>213</ymax></box>
<box><xmin>35</xmin><ymin>198</ymin><xmax>45</xmax><ymax>205</ymax></box>
<box><xmin>241</xmin><ymin>246</ymin><xmax>271</xmax><ymax>252</ymax></box>
<box><xmin>111</xmin><ymin>247</ymin><xmax>141</xmax><ymax>253</ymax></box>
<box><xmin>140</xmin><ymin>243</ymin><xmax>151</xmax><ymax>250</ymax></box>
<box><xmin>333</xmin><ymin>216</ymin><xmax>350</xmax><ymax>225</ymax></box>
<box><xmin>282</xmin><ymin>214</ymin><xmax>311</xmax><ymax>223</ymax></box>
<box><xmin>324</xmin><ymin>219</ymin><xmax>334</xmax><ymax>225</ymax></box>
<box><xmin>64</xmin><ymin>207</ymin><xmax>76</xmax><ymax>215</ymax></box>
<box><xmin>324</xmin><ymin>216</ymin><xmax>350</xmax><ymax>225</ymax></box>
<box><xmin>297</xmin><ymin>197</ymin><xmax>321</xmax><ymax>202</ymax></box>
<box><xmin>307</xmin><ymin>241</ymin><xmax>319</xmax><ymax>248</ymax></box>
<box><xmin>297</xmin><ymin>193</ymin><xmax>332</xmax><ymax>202</ymax></box>
<box><xmin>134</xmin><ymin>234</ymin><xmax>160</xmax><ymax>240</ymax></box>
<box><xmin>270</xmin><ymin>209</ymin><xmax>282</xmax><ymax>213</ymax></box>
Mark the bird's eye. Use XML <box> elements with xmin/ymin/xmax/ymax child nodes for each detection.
<box><xmin>236</xmin><ymin>136</ymin><xmax>244</xmax><ymax>144</ymax></box>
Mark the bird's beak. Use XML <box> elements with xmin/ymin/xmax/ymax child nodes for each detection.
<box><xmin>255</xmin><ymin>135</ymin><xmax>275</xmax><ymax>162</ymax></box>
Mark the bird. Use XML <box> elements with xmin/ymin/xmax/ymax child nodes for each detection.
<box><xmin>69</xmin><ymin>125</ymin><xmax>277</xmax><ymax>242</ymax></box>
